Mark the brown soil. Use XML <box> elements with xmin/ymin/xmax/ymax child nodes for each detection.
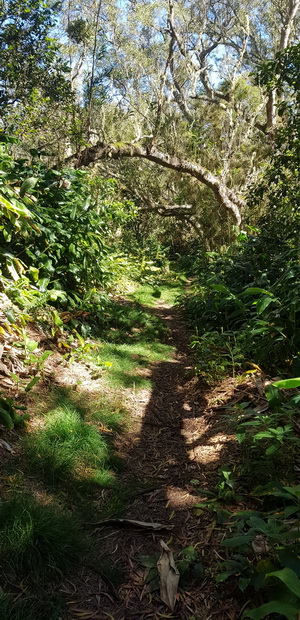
<box><xmin>62</xmin><ymin>303</ymin><xmax>244</xmax><ymax>620</ymax></box>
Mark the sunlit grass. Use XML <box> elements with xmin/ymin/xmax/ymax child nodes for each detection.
<box><xmin>23</xmin><ymin>402</ymin><xmax>123</xmax><ymax>487</ymax></box>
<box><xmin>93</xmin><ymin>340</ymin><xmax>174</xmax><ymax>389</ymax></box>
<box><xmin>130</xmin><ymin>279</ymin><xmax>185</xmax><ymax>307</ymax></box>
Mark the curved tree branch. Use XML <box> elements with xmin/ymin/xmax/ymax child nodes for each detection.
<box><xmin>67</xmin><ymin>142</ymin><xmax>244</xmax><ymax>225</ymax></box>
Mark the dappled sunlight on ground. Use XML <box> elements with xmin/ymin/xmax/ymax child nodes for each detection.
<box><xmin>0</xmin><ymin>293</ymin><xmax>245</xmax><ymax>619</ymax></box>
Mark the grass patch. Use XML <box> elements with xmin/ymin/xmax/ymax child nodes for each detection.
<box><xmin>23</xmin><ymin>400</ymin><xmax>122</xmax><ymax>487</ymax></box>
<box><xmin>129</xmin><ymin>278</ymin><xmax>185</xmax><ymax>307</ymax></box>
<box><xmin>0</xmin><ymin>279</ymin><xmax>181</xmax><ymax>619</ymax></box>
<box><xmin>93</xmin><ymin>340</ymin><xmax>173</xmax><ymax>389</ymax></box>
<box><xmin>0</xmin><ymin>494</ymin><xmax>83</xmax><ymax>577</ymax></box>
<box><xmin>0</xmin><ymin>591</ymin><xmax>66</xmax><ymax>620</ymax></box>
<box><xmin>98</xmin><ymin>302</ymin><xmax>168</xmax><ymax>344</ymax></box>
<box><xmin>0</xmin><ymin>387</ymin><xmax>131</xmax><ymax>618</ymax></box>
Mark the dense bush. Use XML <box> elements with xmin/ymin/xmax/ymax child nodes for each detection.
<box><xmin>0</xmin><ymin>133</ymin><xmax>137</xmax><ymax>309</ymax></box>
<box><xmin>183</xmin><ymin>44</ymin><xmax>300</xmax><ymax>379</ymax></box>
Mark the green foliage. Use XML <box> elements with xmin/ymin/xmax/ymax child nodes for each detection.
<box><xmin>217</xmin><ymin>489</ymin><xmax>300</xmax><ymax>619</ymax></box>
<box><xmin>182</xmin><ymin>44</ymin><xmax>300</xmax><ymax>382</ymax></box>
<box><xmin>0</xmin><ymin>0</ymin><xmax>71</xmax><ymax>110</ymax></box>
<box><xmin>0</xmin><ymin>394</ymin><xmax>28</xmax><ymax>429</ymax></box>
<box><xmin>182</xmin><ymin>237</ymin><xmax>300</xmax><ymax>377</ymax></box>
<box><xmin>210</xmin><ymin>382</ymin><xmax>300</xmax><ymax>617</ymax></box>
<box><xmin>232</xmin><ymin>407</ymin><xmax>298</xmax><ymax>460</ymax></box>
<box><xmin>249</xmin><ymin>43</ymin><xmax>300</xmax><ymax>252</ymax></box>
<box><xmin>0</xmin><ymin>136</ymin><xmax>137</xmax><ymax>310</ymax></box>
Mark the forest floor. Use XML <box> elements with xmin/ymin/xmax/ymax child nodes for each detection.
<box><xmin>0</xmin><ymin>285</ymin><xmax>256</xmax><ymax>620</ymax></box>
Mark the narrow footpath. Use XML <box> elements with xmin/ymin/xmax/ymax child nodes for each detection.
<box><xmin>67</xmin><ymin>301</ymin><xmax>240</xmax><ymax>620</ymax></box>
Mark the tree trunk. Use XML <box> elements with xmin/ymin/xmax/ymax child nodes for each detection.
<box><xmin>67</xmin><ymin>142</ymin><xmax>244</xmax><ymax>225</ymax></box>
<box><xmin>267</xmin><ymin>0</ymin><xmax>300</xmax><ymax>129</ymax></box>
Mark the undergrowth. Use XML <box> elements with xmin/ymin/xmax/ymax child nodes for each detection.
<box><xmin>0</xmin><ymin>494</ymin><xmax>83</xmax><ymax>620</ymax></box>
<box><xmin>0</xmin><ymin>285</ymin><xmax>176</xmax><ymax>619</ymax></box>
<box><xmin>182</xmin><ymin>235</ymin><xmax>300</xmax><ymax>617</ymax></box>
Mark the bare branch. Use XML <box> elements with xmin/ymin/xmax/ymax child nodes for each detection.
<box><xmin>280</xmin><ymin>0</ymin><xmax>300</xmax><ymax>50</ymax></box>
<box><xmin>168</xmin><ymin>0</ymin><xmax>229</xmax><ymax>103</ymax></box>
<box><xmin>169</xmin><ymin>40</ymin><xmax>194</xmax><ymax>124</ymax></box>
<box><xmin>153</xmin><ymin>34</ymin><xmax>175</xmax><ymax>137</ymax></box>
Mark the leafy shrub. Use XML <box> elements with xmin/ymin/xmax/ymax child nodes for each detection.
<box><xmin>0</xmin><ymin>135</ymin><xmax>137</xmax><ymax>310</ymax></box>
<box><xmin>202</xmin><ymin>378</ymin><xmax>300</xmax><ymax>618</ymax></box>
<box><xmin>182</xmin><ymin>240</ymin><xmax>300</xmax><ymax>377</ymax></box>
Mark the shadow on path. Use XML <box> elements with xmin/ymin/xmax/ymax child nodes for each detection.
<box><xmin>91</xmin><ymin>303</ymin><xmax>239</xmax><ymax>619</ymax></box>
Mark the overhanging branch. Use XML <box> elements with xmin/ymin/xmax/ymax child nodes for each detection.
<box><xmin>67</xmin><ymin>142</ymin><xmax>244</xmax><ymax>225</ymax></box>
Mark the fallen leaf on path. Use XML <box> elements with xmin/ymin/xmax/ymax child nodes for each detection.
<box><xmin>88</xmin><ymin>518</ymin><xmax>173</xmax><ymax>530</ymax></box>
<box><xmin>203</xmin><ymin>518</ymin><xmax>216</xmax><ymax>545</ymax></box>
<box><xmin>0</xmin><ymin>439</ymin><xmax>14</xmax><ymax>453</ymax></box>
<box><xmin>0</xmin><ymin>361</ymin><xmax>11</xmax><ymax>376</ymax></box>
<box><xmin>157</xmin><ymin>540</ymin><xmax>179</xmax><ymax>611</ymax></box>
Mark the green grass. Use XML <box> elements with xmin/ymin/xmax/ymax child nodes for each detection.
<box><xmin>0</xmin><ymin>388</ymin><xmax>132</xmax><ymax>619</ymax></box>
<box><xmin>83</xmin><ymin>291</ymin><xmax>175</xmax><ymax>389</ymax></box>
<box><xmin>97</xmin><ymin>301</ymin><xmax>169</xmax><ymax>343</ymax></box>
<box><xmin>93</xmin><ymin>340</ymin><xmax>173</xmax><ymax>389</ymax></box>
<box><xmin>129</xmin><ymin>278</ymin><xmax>185</xmax><ymax>307</ymax></box>
<box><xmin>23</xmin><ymin>399</ymin><xmax>124</xmax><ymax>487</ymax></box>
<box><xmin>0</xmin><ymin>494</ymin><xmax>82</xmax><ymax>620</ymax></box>
<box><xmin>0</xmin><ymin>591</ymin><xmax>66</xmax><ymax>620</ymax></box>
<box><xmin>0</xmin><ymin>494</ymin><xmax>83</xmax><ymax>576</ymax></box>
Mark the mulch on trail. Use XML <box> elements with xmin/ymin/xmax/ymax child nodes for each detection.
<box><xmin>64</xmin><ymin>304</ymin><xmax>245</xmax><ymax>620</ymax></box>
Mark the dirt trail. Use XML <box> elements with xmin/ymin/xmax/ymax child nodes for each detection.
<box><xmin>69</xmin><ymin>303</ymin><xmax>240</xmax><ymax>620</ymax></box>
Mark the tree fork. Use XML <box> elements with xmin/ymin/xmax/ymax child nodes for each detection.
<box><xmin>68</xmin><ymin>142</ymin><xmax>244</xmax><ymax>225</ymax></box>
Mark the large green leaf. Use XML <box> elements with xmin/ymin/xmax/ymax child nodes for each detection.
<box><xmin>266</xmin><ymin>568</ymin><xmax>300</xmax><ymax>597</ymax></box>
<box><xmin>256</xmin><ymin>296</ymin><xmax>275</xmax><ymax>314</ymax></box>
<box><xmin>273</xmin><ymin>377</ymin><xmax>300</xmax><ymax>389</ymax></box>
<box><xmin>19</xmin><ymin>177</ymin><xmax>38</xmax><ymax>197</ymax></box>
<box><xmin>242</xmin><ymin>601</ymin><xmax>299</xmax><ymax>619</ymax></box>
<box><xmin>212</xmin><ymin>284</ymin><xmax>232</xmax><ymax>295</ymax></box>
<box><xmin>265</xmin><ymin>384</ymin><xmax>282</xmax><ymax>407</ymax></box>
<box><xmin>222</xmin><ymin>535</ymin><xmax>253</xmax><ymax>548</ymax></box>
<box><xmin>278</xmin><ymin>550</ymin><xmax>300</xmax><ymax>577</ymax></box>
<box><xmin>0</xmin><ymin>192</ymin><xmax>32</xmax><ymax>218</ymax></box>
<box><xmin>240</xmin><ymin>287</ymin><xmax>273</xmax><ymax>296</ymax></box>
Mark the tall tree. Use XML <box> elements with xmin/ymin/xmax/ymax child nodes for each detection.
<box><xmin>67</xmin><ymin>0</ymin><xmax>300</xmax><ymax>226</ymax></box>
<box><xmin>0</xmin><ymin>0</ymin><xmax>71</xmax><ymax>111</ymax></box>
